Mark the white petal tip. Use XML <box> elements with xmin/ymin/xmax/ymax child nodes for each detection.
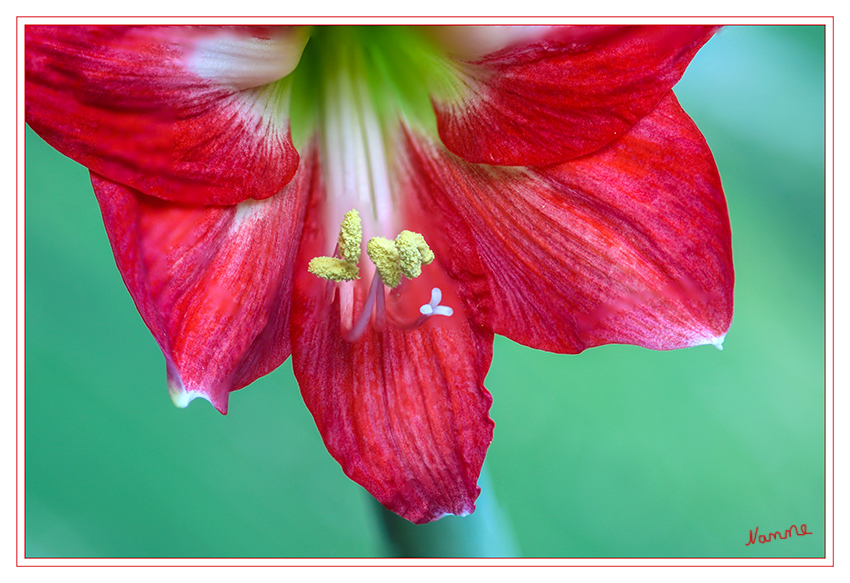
<box><xmin>700</xmin><ymin>334</ymin><xmax>726</xmax><ymax>351</ymax></box>
<box><xmin>167</xmin><ymin>376</ymin><xmax>205</xmax><ymax>409</ymax></box>
<box><xmin>169</xmin><ymin>387</ymin><xmax>203</xmax><ymax>409</ymax></box>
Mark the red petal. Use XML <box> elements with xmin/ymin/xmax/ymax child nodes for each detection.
<box><xmin>434</xmin><ymin>25</ymin><xmax>718</xmax><ymax>166</ymax></box>
<box><xmin>406</xmin><ymin>92</ymin><xmax>733</xmax><ymax>353</ymax></box>
<box><xmin>26</xmin><ymin>25</ymin><xmax>305</xmax><ymax>205</ymax></box>
<box><xmin>91</xmin><ymin>147</ymin><xmax>316</xmax><ymax>413</ymax></box>
<box><xmin>291</xmin><ymin>190</ymin><xmax>494</xmax><ymax>524</ymax></box>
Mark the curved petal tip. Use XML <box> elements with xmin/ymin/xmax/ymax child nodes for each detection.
<box><xmin>166</xmin><ymin>362</ymin><xmax>228</xmax><ymax>414</ymax></box>
<box><xmin>168</xmin><ymin>380</ymin><xmax>205</xmax><ymax>409</ymax></box>
<box><xmin>708</xmin><ymin>334</ymin><xmax>727</xmax><ymax>351</ymax></box>
<box><xmin>690</xmin><ymin>332</ymin><xmax>727</xmax><ymax>351</ymax></box>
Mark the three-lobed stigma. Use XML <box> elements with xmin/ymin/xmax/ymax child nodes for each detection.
<box><xmin>419</xmin><ymin>287</ymin><xmax>453</xmax><ymax>317</ymax></box>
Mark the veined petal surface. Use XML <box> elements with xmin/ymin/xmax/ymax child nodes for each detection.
<box><xmin>26</xmin><ymin>25</ymin><xmax>307</xmax><ymax>205</ymax></box>
<box><xmin>407</xmin><ymin>92</ymin><xmax>733</xmax><ymax>353</ymax></box>
<box><xmin>90</xmin><ymin>147</ymin><xmax>315</xmax><ymax>413</ymax></box>
<box><xmin>434</xmin><ymin>25</ymin><xmax>718</xmax><ymax>166</ymax></box>
<box><xmin>291</xmin><ymin>190</ymin><xmax>494</xmax><ymax>524</ymax></box>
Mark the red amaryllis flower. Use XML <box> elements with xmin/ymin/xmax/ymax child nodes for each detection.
<box><xmin>25</xmin><ymin>24</ymin><xmax>733</xmax><ymax>524</ymax></box>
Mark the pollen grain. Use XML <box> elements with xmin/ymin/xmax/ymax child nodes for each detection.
<box><xmin>367</xmin><ymin>237</ymin><xmax>402</xmax><ymax>288</ymax></box>
<box><xmin>338</xmin><ymin>209</ymin><xmax>363</xmax><ymax>265</ymax></box>
<box><xmin>308</xmin><ymin>209</ymin><xmax>363</xmax><ymax>282</ymax></box>
<box><xmin>308</xmin><ymin>210</ymin><xmax>436</xmax><ymax>289</ymax></box>
<box><xmin>307</xmin><ymin>256</ymin><xmax>360</xmax><ymax>281</ymax></box>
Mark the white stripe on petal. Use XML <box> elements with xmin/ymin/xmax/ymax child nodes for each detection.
<box><xmin>425</xmin><ymin>26</ymin><xmax>555</xmax><ymax>60</ymax></box>
<box><xmin>189</xmin><ymin>26</ymin><xmax>311</xmax><ymax>90</ymax></box>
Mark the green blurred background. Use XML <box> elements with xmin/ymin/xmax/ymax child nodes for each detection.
<box><xmin>24</xmin><ymin>25</ymin><xmax>826</xmax><ymax>558</ymax></box>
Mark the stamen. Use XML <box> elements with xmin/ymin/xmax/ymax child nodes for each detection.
<box><xmin>337</xmin><ymin>210</ymin><xmax>363</xmax><ymax>265</ymax></box>
<box><xmin>367</xmin><ymin>237</ymin><xmax>402</xmax><ymax>288</ymax></box>
<box><xmin>308</xmin><ymin>211</ymin><xmax>448</xmax><ymax>340</ymax></box>
<box><xmin>396</xmin><ymin>230</ymin><xmax>435</xmax><ymax>279</ymax></box>
<box><xmin>374</xmin><ymin>278</ymin><xmax>387</xmax><ymax>332</ymax></box>
<box><xmin>323</xmin><ymin>243</ymin><xmax>342</xmax><ymax>303</ymax></box>
<box><xmin>342</xmin><ymin>271</ymin><xmax>381</xmax><ymax>343</ymax></box>
<box><xmin>365</xmin><ymin>230</ymin><xmax>435</xmax><ymax>288</ymax></box>
<box><xmin>309</xmin><ymin>210</ymin><xmax>363</xmax><ymax>282</ymax></box>
<box><xmin>308</xmin><ymin>256</ymin><xmax>360</xmax><ymax>281</ymax></box>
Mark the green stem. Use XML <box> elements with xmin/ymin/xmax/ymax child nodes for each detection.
<box><xmin>374</xmin><ymin>464</ymin><xmax>521</xmax><ymax>557</ymax></box>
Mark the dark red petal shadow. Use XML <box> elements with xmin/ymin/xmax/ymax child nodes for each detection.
<box><xmin>434</xmin><ymin>25</ymin><xmax>718</xmax><ymax>167</ymax></box>
<box><xmin>91</xmin><ymin>148</ymin><xmax>315</xmax><ymax>413</ymax></box>
<box><xmin>26</xmin><ymin>25</ymin><xmax>300</xmax><ymax>205</ymax></box>
<box><xmin>408</xmin><ymin>92</ymin><xmax>734</xmax><ymax>353</ymax></box>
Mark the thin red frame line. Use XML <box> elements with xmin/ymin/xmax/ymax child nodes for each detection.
<box><xmin>16</xmin><ymin>15</ymin><xmax>836</xmax><ymax>567</ymax></box>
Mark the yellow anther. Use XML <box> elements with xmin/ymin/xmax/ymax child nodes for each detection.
<box><xmin>338</xmin><ymin>210</ymin><xmax>362</xmax><ymax>265</ymax></box>
<box><xmin>308</xmin><ymin>210</ymin><xmax>363</xmax><ymax>282</ymax></box>
<box><xmin>395</xmin><ymin>230</ymin><xmax>435</xmax><ymax>279</ymax></box>
<box><xmin>367</xmin><ymin>237</ymin><xmax>402</xmax><ymax>288</ymax></box>
<box><xmin>307</xmin><ymin>256</ymin><xmax>360</xmax><ymax>281</ymax></box>
<box><xmin>312</xmin><ymin>212</ymin><xmax>435</xmax><ymax>289</ymax></box>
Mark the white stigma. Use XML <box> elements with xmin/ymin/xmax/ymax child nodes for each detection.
<box><xmin>419</xmin><ymin>287</ymin><xmax>454</xmax><ymax>317</ymax></box>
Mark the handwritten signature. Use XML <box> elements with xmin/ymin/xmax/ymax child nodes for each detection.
<box><xmin>745</xmin><ymin>524</ymin><xmax>813</xmax><ymax>546</ymax></box>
